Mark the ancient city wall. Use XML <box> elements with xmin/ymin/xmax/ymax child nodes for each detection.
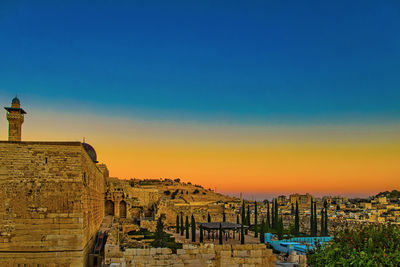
<box><xmin>0</xmin><ymin>141</ymin><xmax>105</xmax><ymax>266</ymax></box>
<box><xmin>105</xmin><ymin>243</ymin><xmax>276</xmax><ymax>267</ymax></box>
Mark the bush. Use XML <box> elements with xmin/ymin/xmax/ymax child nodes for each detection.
<box><xmin>307</xmin><ymin>224</ymin><xmax>400</xmax><ymax>266</ymax></box>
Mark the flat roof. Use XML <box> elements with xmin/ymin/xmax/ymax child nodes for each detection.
<box><xmin>0</xmin><ymin>141</ymin><xmax>82</xmax><ymax>146</ymax></box>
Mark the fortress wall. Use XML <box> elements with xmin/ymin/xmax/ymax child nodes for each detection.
<box><xmin>0</xmin><ymin>141</ymin><xmax>105</xmax><ymax>266</ymax></box>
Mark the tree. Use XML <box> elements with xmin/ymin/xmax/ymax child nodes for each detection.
<box><xmin>260</xmin><ymin>218</ymin><xmax>265</xmax><ymax>243</ymax></box>
<box><xmin>241</xmin><ymin>221</ymin><xmax>245</xmax><ymax>244</ymax></box>
<box><xmin>274</xmin><ymin>199</ymin><xmax>279</xmax><ymax>231</ymax></box>
<box><xmin>152</xmin><ymin>215</ymin><xmax>167</xmax><ymax>248</ymax></box>
<box><xmin>291</xmin><ymin>203</ymin><xmax>295</xmax><ymax>215</ymax></box>
<box><xmin>223</xmin><ymin>211</ymin><xmax>226</xmax><ymax>222</ymax></box>
<box><xmin>246</xmin><ymin>204</ymin><xmax>250</xmax><ymax>235</ymax></box>
<box><xmin>324</xmin><ymin>207</ymin><xmax>328</xmax><ymax>236</ymax></box>
<box><xmin>185</xmin><ymin>216</ymin><xmax>189</xmax><ymax>239</ymax></box>
<box><xmin>266</xmin><ymin>200</ymin><xmax>271</xmax><ymax>229</ymax></box>
<box><xmin>199</xmin><ymin>225</ymin><xmax>204</xmax><ymax>243</ymax></box>
<box><xmin>271</xmin><ymin>201</ymin><xmax>275</xmax><ymax>229</ymax></box>
<box><xmin>191</xmin><ymin>215</ymin><xmax>196</xmax><ymax>242</ymax></box>
<box><xmin>310</xmin><ymin>199</ymin><xmax>314</xmax><ymax>236</ymax></box>
<box><xmin>176</xmin><ymin>214</ymin><xmax>180</xmax><ymax>233</ymax></box>
<box><xmin>320</xmin><ymin>208</ymin><xmax>325</xmax><ymax>236</ymax></box>
<box><xmin>313</xmin><ymin>202</ymin><xmax>317</xmax><ymax>236</ymax></box>
<box><xmin>219</xmin><ymin>223</ymin><xmax>223</xmax><ymax>245</ymax></box>
<box><xmin>295</xmin><ymin>200</ymin><xmax>300</xmax><ymax>236</ymax></box>
<box><xmin>208</xmin><ymin>212</ymin><xmax>211</xmax><ymax>223</ymax></box>
<box><xmin>241</xmin><ymin>200</ymin><xmax>246</xmax><ymax>235</ymax></box>
<box><xmin>308</xmin><ymin>224</ymin><xmax>400</xmax><ymax>266</ymax></box>
<box><xmin>180</xmin><ymin>214</ymin><xmax>184</xmax><ymax>236</ymax></box>
<box><xmin>277</xmin><ymin>217</ymin><xmax>284</xmax><ymax>240</ymax></box>
<box><xmin>254</xmin><ymin>201</ymin><xmax>258</xmax><ymax>238</ymax></box>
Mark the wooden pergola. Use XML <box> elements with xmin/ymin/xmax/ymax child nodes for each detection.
<box><xmin>199</xmin><ymin>222</ymin><xmax>247</xmax><ymax>242</ymax></box>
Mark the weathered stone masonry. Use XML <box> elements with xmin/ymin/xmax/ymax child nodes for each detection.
<box><xmin>0</xmin><ymin>141</ymin><xmax>105</xmax><ymax>266</ymax></box>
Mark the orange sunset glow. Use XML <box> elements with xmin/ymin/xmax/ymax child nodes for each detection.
<box><xmin>2</xmin><ymin>105</ymin><xmax>398</xmax><ymax>198</ymax></box>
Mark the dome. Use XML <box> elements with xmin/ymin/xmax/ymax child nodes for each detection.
<box><xmin>12</xmin><ymin>96</ymin><xmax>20</xmax><ymax>105</ymax></box>
<box><xmin>82</xmin><ymin>142</ymin><xmax>98</xmax><ymax>163</ymax></box>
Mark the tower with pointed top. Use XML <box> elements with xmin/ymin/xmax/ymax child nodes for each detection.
<box><xmin>4</xmin><ymin>97</ymin><xmax>26</xmax><ymax>141</ymax></box>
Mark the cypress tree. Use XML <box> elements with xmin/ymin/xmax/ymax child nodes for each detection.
<box><xmin>271</xmin><ymin>201</ymin><xmax>275</xmax><ymax>229</ymax></box>
<box><xmin>266</xmin><ymin>200</ymin><xmax>271</xmax><ymax>229</ymax></box>
<box><xmin>310</xmin><ymin>199</ymin><xmax>314</xmax><ymax>236</ymax></box>
<box><xmin>313</xmin><ymin>202</ymin><xmax>317</xmax><ymax>236</ymax></box>
<box><xmin>219</xmin><ymin>223</ymin><xmax>223</xmax><ymax>245</ymax></box>
<box><xmin>223</xmin><ymin>211</ymin><xmax>226</xmax><ymax>222</ymax></box>
<box><xmin>291</xmin><ymin>203</ymin><xmax>295</xmax><ymax>215</ymax></box>
<box><xmin>199</xmin><ymin>225</ymin><xmax>204</xmax><ymax>243</ymax></box>
<box><xmin>246</xmin><ymin>204</ymin><xmax>250</xmax><ymax>234</ymax></box>
<box><xmin>295</xmin><ymin>200</ymin><xmax>300</xmax><ymax>236</ymax></box>
<box><xmin>185</xmin><ymin>216</ymin><xmax>189</xmax><ymax>239</ymax></box>
<box><xmin>176</xmin><ymin>214</ymin><xmax>180</xmax><ymax>233</ymax></box>
<box><xmin>274</xmin><ymin>199</ymin><xmax>279</xmax><ymax>230</ymax></box>
<box><xmin>191</xmin><ymin>215</ymin><xmax>196</xmax><ymax>242</ymax></box>
<box><xmin>254</xmin><ymin>201</ymin><xmax>258</xmax><ymax>238</ymax></box>
<box><xmin>277</xmin><ymin>217</ymin><xmax>283</xmax><ymax>239</ymax></box>
<box><xmin>241</xmin><ymin>221</ymin><xmax>245</xmax><ymax>244</ymax></box>
<box><xmin>180</xmin><ymin>214</ymin><xmax>184</xmax><ymax>236</ymax></box>
<box><xmin>208</xmin><ymin>212</ymin><xmax>211</xmax><ymax>223</ymax></box>
<box><xmin>260</xmin><ymin>218</ymin><xmax>265</xmax><ymax>243</ymax></box>
<box><xmin>320</xmin><ymin>208</ymin><xmax>325</xmax><ymax>236</ymax></box>
<box><xmin>325</xmin><ymin>208</ymin><xmax>328</xmax><ymax>236</ymax></box>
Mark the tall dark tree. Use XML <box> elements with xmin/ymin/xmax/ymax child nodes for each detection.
<box><xmin>180</xmin><ymin>214</ymin><xmax>184</xmax><ymax>236</ymax></box>
<box><xmin>223</xmin><ymin>211</ymin><xmax>226</xmax><ymax>222</ymax></box>
<box><xmin>295</xmin><ymin>200</ymin><xmax>300</xmax><ymax>236</ymax></box>
<box><xmin>310</xmin><ymin>199</ymin><xmax>314</xmax><ymax>236</ymax></box>
<box><xmin>324</xmin><ymin>208</ymin><xmax>329</xmax><ymax>236</ymax></box>
<box><xmin>277</xmin><ymin>217</ymin><xmax>284</xmax><ymax>239</ymax></box>
<box><xmin>313</xmin><ymin>202</ymin><xmax>317</xmax><ymax>236</ymax></box>
<box><xmin>152</xmin><ymin>215</ymin><xmax>167</xmax><ymax>248</ymax></box>
<box><xmin>320</xmin><ymin>208</ymin><xmax>325</xmax><ymax>236</ymax></box>
<box><xmin>260</xmin><ymin>218</ymin><xmax>265</xmax><ymax>243</ymax></box>
<box><xmin>185</xmin><ymin>216</ymin><xmax>189</xmax><ymax>239</ymax></box>
<box><xmin>271</xmin><ymin>201</ymin><xmax>275</xmax><ymax>229</ymax></box>
<box><xmin>247</xmin><ymin>204</ymin><xmax>251</xmax><ymax>226</ymax></box>
<box><xmin>207</xmin><ymin>212</ymin><xmax>211</xmax><ymax>223</ymax></box>
<box><xmin>240</xmin><ymin>220</ymin><xmax>245</xmax><ymax>244</ymax></box>
<box><xmin>191</xmin><ymin>215</ymin><xmax>196</xmax><ymax>242</ymax></box>
<box><xmin>266</xmin><ymin>200</ymin><xmax>271</xmax><ymax>229</ymax></box>
<box><xmin>291</xmin><ymin>203</ymin><xmax>295</xmax><ymax>215</ymax></box>
<box><xmin>199</xmin><ymin>225</ymin><xmax>204</xmax><ymax>243</ymax></box>
<box><xmin>176</xmin><ymin>214</ymin><xmax>180</xmax><ymax>233</ymax></box>
<box><xmin>219</xmin><ymin>223</ymin><xmax>223</xmax><ymax>245</ymax></box>
<box><xmin>274</xmin><ymin>199</ymin><xmax>279</xmax><ymax>230</ymax></box>
<box><xmin>254</xmin><ymin>201</ymin><xmax>258</xmax><ymax>238</ymax></box>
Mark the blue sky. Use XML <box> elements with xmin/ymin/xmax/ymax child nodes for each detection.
<box><xmin>1</xmin><ymin>1</ymin><xmax>400</xmax><ymax>124</ymax></box>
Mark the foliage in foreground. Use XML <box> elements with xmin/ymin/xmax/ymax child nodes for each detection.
<box><xmin>307</xmin><ymin>224</ymin><xmax>400</xmax><ymax>267</ymax></box>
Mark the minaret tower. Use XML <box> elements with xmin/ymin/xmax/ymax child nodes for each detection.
<box><xmin>4</xmin><ymin>97</ymin><xmax>26</xmax><ymax>141</ymax></box>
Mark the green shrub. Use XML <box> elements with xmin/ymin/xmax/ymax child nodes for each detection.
<box><xmin>308</xmin><ymin>224</ymin><xmax>400</xmax><ymax>266</ymax></box>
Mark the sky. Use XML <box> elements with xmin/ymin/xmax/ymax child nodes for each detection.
<box><xmin>0</xmin><ymin>1</ymin><xmax>399</xmax><ymax>199</ymax></box>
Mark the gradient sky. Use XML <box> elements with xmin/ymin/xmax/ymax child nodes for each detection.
<box><xmin>1</xmin><ymin>1</ymin><xmax>399</xmax><ymax>199</ymax></box>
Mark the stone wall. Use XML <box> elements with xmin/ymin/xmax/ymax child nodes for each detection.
<box><xmin>105</xmin><ymin>243</ymin><xmax>276</xmax><ymax>267</ymax></box>
<box><xmin>0</xmin><ymin>141</ymin><xmax>105</xmax><ymax>266</ymax></box>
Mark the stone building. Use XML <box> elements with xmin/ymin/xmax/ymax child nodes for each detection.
<box><xmin>0</xmin><ymin>98</ymin><xmax>107</xmax><ymax>266</ymax></box>
<box><xmin>289</xmin><ymin>193</ymin><xmax>313</xmax><ymax>206</ymax></box>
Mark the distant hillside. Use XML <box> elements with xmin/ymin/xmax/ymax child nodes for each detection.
<box><xmin>376</xmin><ymin>190</ymin><xmax>400</xmax><ymax>199</ymax></box>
